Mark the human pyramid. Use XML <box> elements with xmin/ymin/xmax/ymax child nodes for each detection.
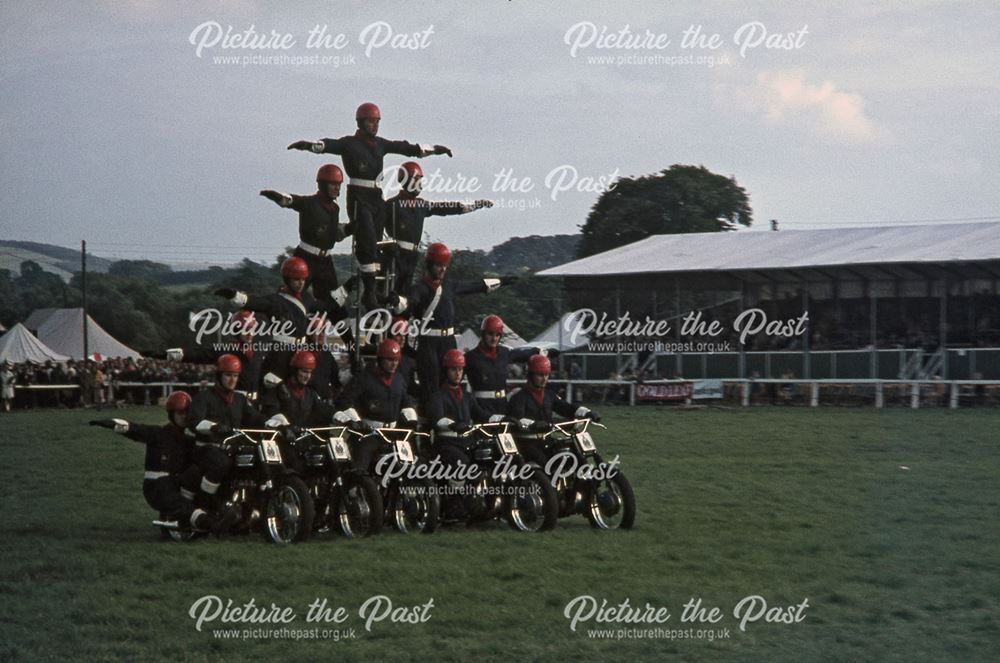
<box><xmin>89</xmin><ymin>102</ymin><xmax>616</xmax><ymax>540</ymax></box>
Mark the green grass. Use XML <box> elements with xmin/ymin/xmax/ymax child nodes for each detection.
<box><xmin>1</xmin><ymin>406</ymin><xmax>998</xmax><ymax>661</ymax></box>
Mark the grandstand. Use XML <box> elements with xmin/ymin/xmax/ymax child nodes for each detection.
<box><xmin>538</xmin><ymin>222</ymin><xmax>1000</xmax><ymax>382</ymax></box>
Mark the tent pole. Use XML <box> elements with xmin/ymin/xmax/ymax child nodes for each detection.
<box><xmin>81</xmin><ymin>240</ymin><xmax>88</xmax><ymax>361</ymax></box>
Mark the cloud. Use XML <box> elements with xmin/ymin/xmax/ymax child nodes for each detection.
<box><xmin>734</xmin><ymin>69</ymin><xmax>882</xmax><ymax>143</ymax></box>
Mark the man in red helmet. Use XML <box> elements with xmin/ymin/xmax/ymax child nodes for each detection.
<box><xmin>382</xmin><ymin>315</ymin><xmax>419</xmax><ymax>399</ymax></box>
<box><xmin>260</xmin><ymin>164</ymin><xmax>350</xmax><ymax>305</ymax></box>
<box><xmin>465</xmin><ymin>313</ymin><xmax>553</xmax><ymax>420</ymax></box>
<box><xmin>507</xmin><ymin>354</ymin><xmax>600</xmax><ymax>468</ymax></box>
<box><xmin>427</xmin><ymin>348</ymin><xmax>488</xmax><ymax>463</ymax></box>
<box><xmin>186</xmin><ymin>354</ymin><xmax>272</xmax><ymax>525</ymax></box>
<box><xmin>385</xmin><ymin>161</ymin><xmax>493</xmax><ymax>293</ymax></box>
<box><xmin>288</xmin><ymin>102</ymin><xmax>453</xmax><ymax>310</ymax></box>
<box><xmin>389</xmin><ymin>242</ymin><xmax>518</xmax><ymax>407</ymax></box>
<box><xmin>228</xmin><ymin>309</ymin><xmax>265</xmax><ymax>400</ymax></box>
<box><xmin>333</xmin><ymin>338</ymin><xmax>418</xmax><ymax>473</ymax></box>
<box><xmin>89</xmin><ymin>391</ymin><xmax>218</xmax><ymax>532</ymax></box>
<box><xmin>215</xmin><ymin>256</ymin><xmax>352</xmax><ymax>387</ymax></box>
<box><xmin>260</xmin><ymin>350</ymin><xmax>337</xmax><ymax>474</ymax></box>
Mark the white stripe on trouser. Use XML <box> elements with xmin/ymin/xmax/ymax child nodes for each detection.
<box><xmin>191</xmin><ymin>509</ymin><xmax>207</xmax><ymax>528</ymax></box>
<box><xmin>201</xmin><ymin>477</ymin><xmax>219</xmax><ymax>495</ymax></box>
<box><xmin>180</xmin><ymin>488</ymin><xmax>196</xmax><ymax>501</ymax></box>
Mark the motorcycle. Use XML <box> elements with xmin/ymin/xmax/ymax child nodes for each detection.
<box><xmin>535</xmin><ymin>419</ymin><xmax>636</xmax><ymax>530</ymax></box>
<box><xmin>364</xmin><ymin>425</ymin><xmax>440</xmax><ymax>534</ymax></box>
<box><xmin>438</xmin><ymin>421</ymin><xmax>559</xmax><ymax>532</ymax></box>
<box><xmin>210</xmin><ymin>428</ymin><xmax>315</xmax><ymax>543</ymax></box>
<box><xmin>290</xmin><ymin>426</ymin><xmax>383</xmax><ymax>538</ymax></box>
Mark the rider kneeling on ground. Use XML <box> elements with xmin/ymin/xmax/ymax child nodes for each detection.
<box><xmin>89</xmin><ymin>391</ymin><xmax>224</xmax><ymax>533</ymax></box>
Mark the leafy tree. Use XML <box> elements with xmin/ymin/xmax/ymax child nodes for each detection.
<box><xmin>577</xmin><ymin>164</ymin><xmax>752</xmax><ymax>259</ymax></box>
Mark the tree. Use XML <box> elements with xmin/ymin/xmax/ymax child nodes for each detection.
<box><xmin>576</xmin><ymin>164</ymin><xmax>752</xmax><ymax>259</ymax></box>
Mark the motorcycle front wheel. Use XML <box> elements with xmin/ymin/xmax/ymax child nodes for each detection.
<box><xmin>262</xmin><ymin>476</ymin><xmax>315</xmax><ymax>543</ymax></box>
<box><xmin>332</xmin><ymin>474</ymin><xmax>383</xmax><ymax>538</ymax></box>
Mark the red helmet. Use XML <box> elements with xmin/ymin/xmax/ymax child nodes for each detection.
<box><xmin>398</xmin><ymin>161</ymin><xmax>423</xmax><ymax>183</ymax></box>
<box><xmin>390</xmin><ymin>315</ymin><xmax>409</xmax><ymax>337</ymax></box>
<box><xmin>165</xmin><ymin>391</ymin><xmax>191</xmax><ymax>413</ymax></box>
<box><xmin>527</xmin><ymin>354</ymin><xmax>551</xmax><ymax>376</ymax></box>
<box><xmin>481</xmin><ymin>314</ymin><xmax>504</xmax><ymax>335</ymax></box>
<box><xmin>216</xmin><ymin>354</ymin><xmax>243</xmax><ymax>374</ymax></box>
<box><xmin>316</xmin><ymin>164</ymin><xmax>344</xmax><ymax>185</ymax></box>
<box><xmin>230</xmin><ymin>309</ymin><xmax>256</xmax><ymax>333</ymax></box>
<box><xmin>356</xmin><ymin>102</ymin><xmax>381</xmax><ymax>120</ymax></box>
<box><xmin>377</xmin><ymin>338</ymin><xmax>401</xmax><ymax>360</ymax></box>
<box><xmin>442</xmin><ymin>349</ymin><xmax>465</xmax><ymax>368</ymax></box>
<box><xmin>290</xmin><ymin>351</ymin><xmax>316</xmax><ymax>371</ymax></box>
<box><xmin>425</xmin><ymin>242</ymin><xmax>451</xmax><ymax>266</ymax></box>
<box><xmin>281</xmin><ymin>256</ymin><xmax>309</xmax><ymax>280</ymax></box>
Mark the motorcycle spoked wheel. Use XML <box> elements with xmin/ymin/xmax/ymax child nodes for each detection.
<box><xmin>506</xmin><ymin>466</ymin><xmax>559</xmax><ymax>532</ymax></box>
<box><xmin>262</xmin><ymin>475</ymin><xmax>315</xmax><ymax>543</ymax></box>
<box><xmin>585</xmin><ymin>471</ymin><xmax>636</xmax><ymax>530</ymax></box>
<box><xmin>331</xmin><ymin>474</ymin><xmax>384</xmax><ymax>538</ymax></box>
<box><xmin>389</xmin><ymin>478</ymin><xmax>440</xmax><ymax>534</ymax></box>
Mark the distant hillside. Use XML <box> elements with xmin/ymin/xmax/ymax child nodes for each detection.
<box><xmin>0</xmin><ymin>241</ymin><xmax>112</xmax><ymax>281</ymax></box>
<box><xmin>485</xmin><ymin>234</ymin><xmax>580</xmax><ymax>273</ymax></box>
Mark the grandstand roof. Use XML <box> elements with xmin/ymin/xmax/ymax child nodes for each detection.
<box><xmin>538</xmin><ymin>222</ymin><xmax>1000</xmax><ymax>278</ymax></box>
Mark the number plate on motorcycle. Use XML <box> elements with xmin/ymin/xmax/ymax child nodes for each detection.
<box><xmin>498</xmin><ymin>433</ymin><xmax>518</xmax><ymax>455</ymax></box>
<box><xmin>260</xmin><ymin>438</ymin><xmax>283</xmax><ymax>464</ymax></box>
<box><xmin>575</xmin><ymin>431</ymin><xmax>597</xmax><ymax>454</ymax></box>
<box><xmin>328</xmin><ymin>436</ymin><xmax>351</xmax><ymax>461</ymax></box>
<box><xmin>394</xmin><ymin>440</ymin><xmax>415</xmax><ymax>463</ymax></box>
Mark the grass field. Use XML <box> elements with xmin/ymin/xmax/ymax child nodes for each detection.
<box><xmin>1</xmin><ymin>405</ymin><xmax>998</xmax><ymax>661</ymax></box>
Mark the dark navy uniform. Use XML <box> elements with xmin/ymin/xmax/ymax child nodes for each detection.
<box><xmin>463</xmin><ymin>343</ymin><xmax>538</xmax><ymax>420</ymax></box>
<box><xmin>314</xmin><ymin>133</ymin><xmax>431</xmax><ymax>300</ymax></box>
<box><xmin>507</xmin><ymin>385</ymin><xmax>593</xmax><ymax>467</ymax></box>
<box><xmin>384</xmin><ymin>196</ymin><xmax>476</xmax><ymax>292</ymax></box>
<box><xmin>307</xmin><ymin>348</ymin><xmax>340</xmax><ymax>402</ymax></box>
<box><xmin>187</xmin><ymin>385</ymin><xmax>268</xmax><ymax>501</ymax></box>
<box><xmin>426</xmin><ymin>384</ymin><xmax>488</xmax><ymax>468</ymax></box>
<box><xmin>281</xmin><ymin>193</ymin><xmax>346</xmax><ymax>299</ymax></box>
<box><xmin>401</xmin><ymin>274</ymin><xmax>498</xmax><ymax>406</ymax></box>
<box><xmin>334</xmin><ymin>365</ymin><xmax>417</xmax><ymax>472</ymax></box>
<box><xmin>116</xmin><ymin>420</ymin><xmax>200</xmax><ymax>521</ymax></box>
<box><xmin>260</xmin><ymin>379</ymin><xmax>337</xmax><ymax>473</ymax></box>
<box><xmin>237</xmin><ymin>288</ymin><xmax>346</xmax><ymax>385</ymax></box>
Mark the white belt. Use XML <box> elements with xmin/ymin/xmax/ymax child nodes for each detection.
<box><xmin>237</xmin><ymin>390</ymin><xmax>258</xmax><ymax>402</ymax></box>
<box><xmin>144</xmin><ymin>471</ymin><xmax>170</xmax><ymax>480</ymax></box>
<box><xmin>397</xmin><ymin>240</ymin><xmax>417</xmax><ymax>251</ymax></box>
<box><xmin>363</xmin><ymin>419</ymin><xmax>390</xmax><ymax>429</ymax></box>
<box><xmin>421</xmin><ymin>327</ymin><xmax>454</xmax><ymax>337</ymax></box>
<box><xmin>272</xmin><ymin>334</ymin><xmax>304</xmax><ymax>345</ymax></box>
<box><xmin>298</xmin><ymin>240</ymin><xmax>333</xmax><ymax>257</ymax></box>
<box><xmin>473</xmin><ymin>389</ymin><xmax>506</xmax><ymax>399</ymax></box>
<box><xmin>349</xmin><ymin>178</ymin><xmax>380</xmax><ymax>189</ymax></box>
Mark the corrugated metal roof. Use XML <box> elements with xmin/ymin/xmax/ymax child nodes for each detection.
<box><xmin>538</xmin><ymin>222</ymin><xmax>1000</xmax><ymax>277</ymax></box>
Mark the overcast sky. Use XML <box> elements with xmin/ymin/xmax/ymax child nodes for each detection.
<box><xmin>2</xmin><ymin>1</ymin><xmax>998</xmax><ymax>267</ymax></box>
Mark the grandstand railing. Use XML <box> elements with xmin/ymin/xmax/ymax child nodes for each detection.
<box><xmin>561</xmin><ymin>347</ymin><xmax>1000</xmax><ymax>380</ymax></box>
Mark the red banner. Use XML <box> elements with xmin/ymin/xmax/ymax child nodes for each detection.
<box><xmin>636</xmin><ymin>382</ymin><xmax>693</xmax><ymax>402</ymax></box>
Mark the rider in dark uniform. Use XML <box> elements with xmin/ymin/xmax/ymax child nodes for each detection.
<box><xmin>89</xmin><ymin>391</ymin><xmax>214</xmax><ymax>531</ymax></box>
<box><xmin>259</xmin><ymin>164</ymin><xmax>348</xmax><ymax>305</ymax></box>
<box><xmin>385</xmin><ymin>161</ymin><xmax>493</xmax><ymax>293</ymax></box>
<box><xmin>507</xmin><ymin>354</ymin><xmax>600</xmax><ymax>468</ymax></box>
<box><xmin>287</xmin><ymin>102</ymin><xmax>453</xmax><ymax>310</ymax></box>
